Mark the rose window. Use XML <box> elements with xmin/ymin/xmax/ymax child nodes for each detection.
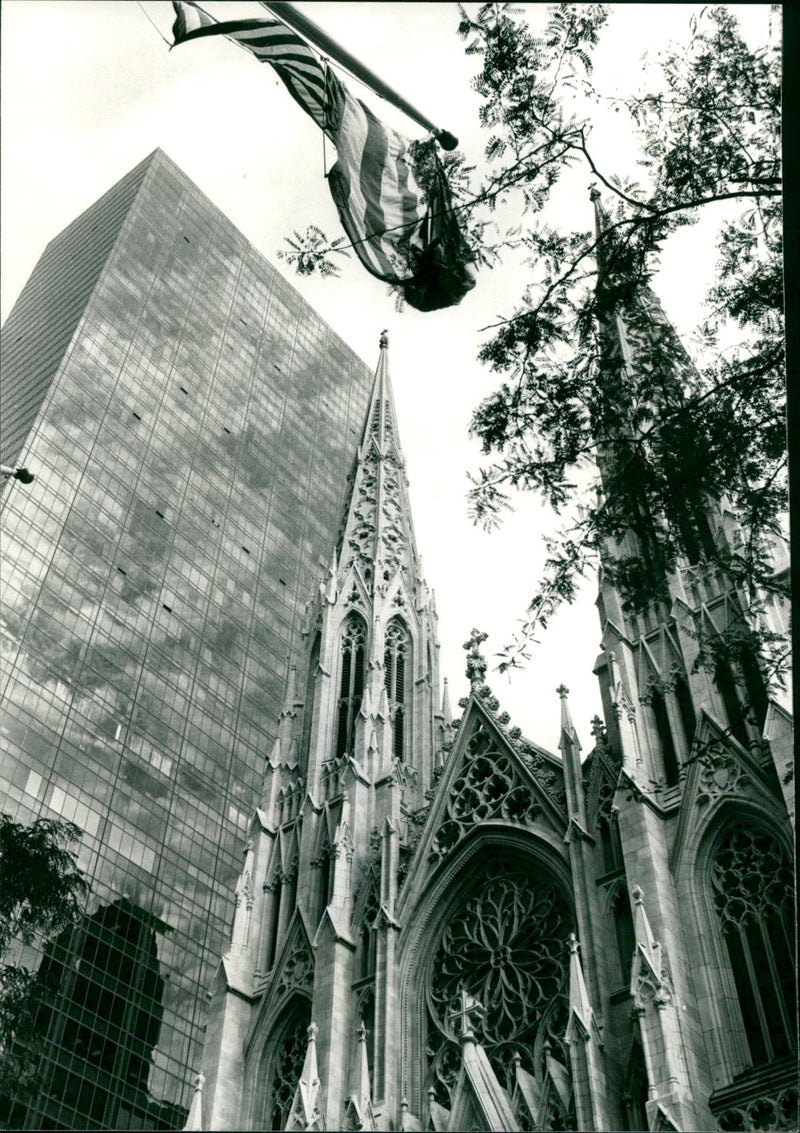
<box><xmin>426</xmin><ymin>861</ymin><xmax>573</xmax><ymax>1108</ymax></box>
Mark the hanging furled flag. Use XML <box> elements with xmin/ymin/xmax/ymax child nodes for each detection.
<box><xmin>171</xmin><ymin>1</ymin><xmax>475</xmax><ymax>311</ymax></box>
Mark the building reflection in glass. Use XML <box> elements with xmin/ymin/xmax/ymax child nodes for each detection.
<box><xmin>0</xmin><ymin>150</ymin><xmax>374</xmax><ymax>1127</ymax></box>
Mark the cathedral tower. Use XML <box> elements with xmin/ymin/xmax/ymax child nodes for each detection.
<box><xmin>196</xmin><ymin>333</ymin><xmax>446</xmax><ymax>1131</ymax></box>
<box><xmin>195</xmin><ymin>202</ymin><xmax>793</xmax><ymax>1131</ymax></box>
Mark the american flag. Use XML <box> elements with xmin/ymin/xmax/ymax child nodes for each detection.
<box><xmin>172</xmin><ymin>1</ymin><xmax>328</xmax><ymax>129</ymax></box>
<box><xmin>171</xmin><ymin>1</ymin><xmax>475</xmax><ymax>310</ymax></box>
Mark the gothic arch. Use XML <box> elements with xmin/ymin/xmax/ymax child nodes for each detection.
<box><xmin>248</xmin><ymin>994</ymin><xmax>312</xmax><ymax>1131</ymax></box>
<box><xmin>679</xmin><ymin>799</ymin><xmax>795</xmax><ymax>1083</ymax></box>
<box><xmin>383</xmin><ymin>615</ymin><xmax>410</xmax><ymax>762</ymax></box>
<box><xmin>605</xmin><ymin>881</ymin><xmax>635</xmax><ymax>989</ymax></box>
<box><xmin>334</xmin><ymin>611</ymin><xmax>368</xmax><ymax>758</ymax></box>
<box><xmin>398</xmin><ymin>827</ymin><xmax>574</xmax><ymax>1115</ymax></box>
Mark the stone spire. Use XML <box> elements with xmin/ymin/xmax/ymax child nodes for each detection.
<box><xmin>345</xmin><ymin>1020</ymin><xmax>376</xmax><ymax>1131</ymax></box>
<box><xmin>441</xmin><ymin>677</ymin><xmax>453</xmax><ymax>728</ymax></box>
<box><xmin>336</xmin><ymin>330</ymin><xmax>422</xmax><ymax>597</ymax></box>
<box><xmin>558</xmin><ymin>684</ymin><xmax>586</xmax><ymax>827</ymax></box>
<box><xmin>183</xmin><ymin>1073</ymin><xmax>204</xmax><ymax>1132</ymax></box>
<box><xmin>285</xmin><ymin>1022</ymin><xmax>326</xmax><ymax>1131</ymax></box>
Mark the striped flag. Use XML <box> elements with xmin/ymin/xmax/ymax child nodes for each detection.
<box><xmin>171</xmin><ymin>2</ymin><xmax>475</xmax><ymax>310</ymax></box>
<box><xmin>171</xmin><ymin>1</ymin><xmax>328</xmax><ymax>129</ymax></box>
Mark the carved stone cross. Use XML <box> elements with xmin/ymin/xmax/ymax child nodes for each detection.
<box><xmin>448</xmin><ymin>989</ymin><xmax>485</xmax><ymax>1042</ymax></box>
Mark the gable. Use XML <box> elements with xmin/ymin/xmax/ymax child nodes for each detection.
<box><xmin>399</xmin><ymin>698</ymin><xmax>568</xmax><ymax>895</ymax></box>
<box><xmin>669</xmin><ymin>709</ymin><xmax>785</xmax><ymax>876</ymax></box>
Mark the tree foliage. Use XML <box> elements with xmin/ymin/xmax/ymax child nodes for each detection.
<box><xmin>0</xmin><ymin>815</ymin><xmax>89</xmax><ymax>1101</ymax></box>
<box><xmin>277</xmin><ymin>5</ymin><xmax>785</xmax><ymax>687</ymax></box>
<box><xmin>453</xmin><ymin>3</ymin><xmax>785</xmax><ymax>679</ymax></box>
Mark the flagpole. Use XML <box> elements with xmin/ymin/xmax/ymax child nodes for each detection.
<box><xmin>258</xmin><ymin>1</ymin><xmax>459</xmax><ymax>150</ymax></box>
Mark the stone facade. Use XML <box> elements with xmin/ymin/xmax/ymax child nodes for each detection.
<box><xmin>192</xmin><ymin>313</ymin><xmax>794</xmax><ymax>1131</ymax></box>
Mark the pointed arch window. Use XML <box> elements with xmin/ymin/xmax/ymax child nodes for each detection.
<box><xmin>336</xmin><ymin>615</ymin><xmax>366</xmax><ymax>758</ymax></box>
<box><xmin>301</xmin><ymin>630</ymin><xmax>321</xmax><ymax>768</ymax></box>
<box><xmin>674</xmin><ymin>675</ymin><xmax>696</xmax><ymax>752</ymax></box>
<box><xmin>714</xmin><ymin>659</ymin><xmax>748</xmax><ymax>747</ymax></box>
<box><xmin>599</xmin><ymin>811</ymin><xmax>624</xmax><ymax>875</ymax></box>
<box><xmin>384</xmin><ymin>618</ymin><xmax>408</xmax><ymax>761</ymax></box>
<box><xmin>737</xmin><ymin>643</ymin><xmax>768</xmax><ymax>732</ymax></box>
<box><xmin>425</xmin><ymin>860</ymin><xmax>574</xmax><ymax>1111</ymax></box>
<box><xmin>265</xmin><ymin>876</ymin><xmax>282</xmax><ymax>971</ymax></box>
<box><xmin>651</xmin><ymin>687</ymin><xmax>679</xmax><ymax>786</ymax></box>
<box><xmin>611</xmin><ymin>885</ymin><xmax>636</xmax><ymax>986</ymax></box>
<box><xmin>264</xmin><ymin>1000</ymin><xmax>312</xmax><ymax>1131</ymax></box>
<box><xmin>711</xmin><ymin>825</ymin><xmax>796</xmax><ymax>1064</ymax></box>
<box><xmin>622</xmin><ymin>1040</ymin><xmax>649</xmax><ymax>1132</ymax></box>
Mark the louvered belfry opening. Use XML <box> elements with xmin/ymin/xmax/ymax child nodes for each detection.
<box><xmin>336</xmin><ymin>615</ymin><xmax>367</xmax><ymax>757</ymax></box>
<box><xmin>384</xmin><ymin>618</ymin><xmax>408</xmax><ymax>761</ymax></box>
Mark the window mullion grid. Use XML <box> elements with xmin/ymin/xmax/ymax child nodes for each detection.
<box><xmin>738</xmin><ymin>922</ymin><xmax>775</xmax><ymax>1061</ymax></box>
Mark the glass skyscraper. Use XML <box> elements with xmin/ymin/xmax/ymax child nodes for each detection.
<box><xmin>0</xmin><ymin>149</ymin><xmax>374</xmax><ymax>1129</ymax></box>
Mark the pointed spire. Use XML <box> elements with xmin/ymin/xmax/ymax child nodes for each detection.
<box><xmin>566</xmin><ymin>933</ymin><xmax>595</xmax><ymax>1035</ymax></box>
<box><xmin>280</xmin><ymin>664</ymin><xmax>299</xmax><ymax>747</ymax></box>
<box><xmin>333</xmin><ymin>331</ymin><xmax>419</xmax><ymax>594</ymax></box>
<box><xmin>359</xmin><ymin>329</ymin><xmax>401</xmax><ymax>456</ymax></box>
<box><xmin>441</xmin><ymin>678</ymin><xmax>453</xmax><ymax>727</ymax></box>
<box><xmin>558</xmin><ymin>685</ymin><xmax>586</xmax><ymax>825</ymax></box>
<box><xmin>324</xmin><ymin>546</ymin><xmax>338</xmax><ymax>604</ymax></box>
<box><xmin>349</xmin><ymin>1019</ymin><xmax>374</xmax><ymax>1121</ymax></box>
<box><xmin>285</xmin><ymin>1022</ymin><xmax>326</xmax><ymax>1131</ymax></box>
<box><xmin>183</xmin><ymin>1073</ymin><xmax>204</xmax><ymax>1132</ymax></box>
<box><xmin>557</xmin><ymin>684</ymin><xmax>578</xmax><ymax>741</ymax></box>
<box><xmin>630</xmin><ymin>884</ymin><xmax>664</xmax><ymax>989</ymax></box>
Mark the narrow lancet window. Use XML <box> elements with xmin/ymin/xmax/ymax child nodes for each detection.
<box><xmin>651</xmin><ymin>688</ymin><xmax>679</xmax><ymax>785</ymax></box>
<box><xmin>714</xmin><ymin>659</ymin><xmax>748</xmax><ymax>747</ymax></box>
<box><xmin>384</xmin><ymin>618</ymin><xmax>408</xmax><ymax>760</ymax></box>
<box><xmin>336</xmin><ymin>616</ymin><xmax>366</xmax><ymax>757</ymax></box>
<box><xmin>675</xmin><ymin>676</ymin><xmax>696</xmax><ymax>752</ymax></box>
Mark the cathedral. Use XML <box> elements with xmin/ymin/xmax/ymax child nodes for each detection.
<box><xmin>188</xmin><ymin>241</ymin><xmax>794</xmax><ymax>1127</ymax></box>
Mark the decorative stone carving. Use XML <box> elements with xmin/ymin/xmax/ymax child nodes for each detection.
<box><xmin>716</xmin><ymin>1087</ymin><xmax>798</xmax><ymax>1131</ymax></box>
<box><xmin>430</xmin><ymin>723</ymin><xmax>540</xmax><ymax>860</ymax></box>
<box><xmin>711</xmin><ymin>825</ymin><xmax>791</xmax><ymax>930</ymax></box>
<box><xmin>426</xmin><ymin>861</ymin><xmax>573</xmax><ymax>1110</ymax></box>
<box><xmin>266</xmin><ymin>1008</ymin><xmax>313</xmax><ymax>1131</ymax></box>
<box><xmin>276</xmin><ymin>941</ymin><xmax>314</xmax><ymax>999</ymax></box>
<box><xmin>696</xmin><ymin>747</ymin><xmax>751</xmax><ymax>807</ymax></box>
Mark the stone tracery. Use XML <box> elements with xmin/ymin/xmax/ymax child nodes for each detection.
<box><xmin>425</xmin><ymin>860</ymin><xmax>573</xmax><ymax>1111</ymax></box>
<box><xmin>711</xmin><ymin>824</ymin><xmax>796</xmax><ymax>1063</ymax></box>
<box><xmin>265</xmin><ymin>1004</ymin><xmax>312</xmax><ymax>1131</ymax></box>
<box><xmin>431</xmin><ymin>722</ymin><xmax>541</xmax><ymax>860</ymax></box>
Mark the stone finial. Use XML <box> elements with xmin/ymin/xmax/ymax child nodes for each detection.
<box><xmin>441</xmin><ymin>678</ymin><xmax>453</xmax><ymax>727</ymax></box>
<box><xmin>557</xmin><ymin>684</ymin><xmax>569</xmax><ymax>699</ymax></box>
<box><xmin>464</xmin><ymin>628</ymin><xmax>488</xmax><ymax>689</ymax></box>
<box><xmin>380</xmin><ymin>329</ymin><xmax>389</xmax><ymax>348</ymax></box>
<box><xmin>307</xmin><ymin>1021</ymin><xmax>319</xmax><ymax>1043</ymax></box>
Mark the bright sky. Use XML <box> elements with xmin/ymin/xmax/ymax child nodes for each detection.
<box><xmin>0</xmin><ymin>2</ymin><xmax>771</xmax><ymax>754</ymax></box>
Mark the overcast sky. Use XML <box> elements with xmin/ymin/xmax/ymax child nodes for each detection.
<box><xmin>0</xmin><ymin>2</ymin><xmax>771</xmax><ymax>754</ymax></box>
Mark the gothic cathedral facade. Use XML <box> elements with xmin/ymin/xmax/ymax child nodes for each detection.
<box><xmin>190</xmin><ymin>321</ymin><xmax>794</xmax><ymax>1131</ymax></box>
